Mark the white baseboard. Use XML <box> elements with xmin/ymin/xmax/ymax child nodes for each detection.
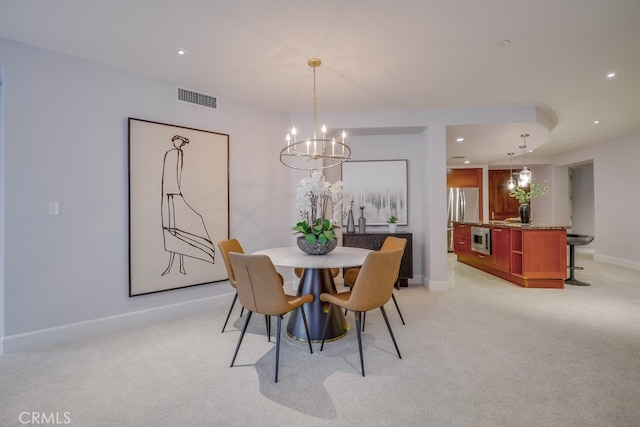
<box><xmin>1</xmin><ymin>294</ymin><xmax>230</xmax><ymax>354</ymax></box>
<box><xmin>402</xmin><ymin>275</ymin><xmax>448</xmax><ymax>291</ymax></box>
<box><xmin>1</xmin><ymin>273</ymin><xmax>452</xmax><ymax>354</ymax></box>
<box><xmin>425</xmin><ymin>278</ymin><xmax>449</xmax><ymax>292</ymax></box>
<box><xmin>594</xmin><ymin>253</ymin><xmax>640</xmax><ymax>271</ymax></box>
<box><xmin>408</xmin><ymin>277</ymin><xmax>423</xmax><ymax>286</ymax></box>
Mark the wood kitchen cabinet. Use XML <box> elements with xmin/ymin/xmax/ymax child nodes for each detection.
<box><xmin>520</xmin><ymin>229</ymin><xmax>567</xmax><ymax>279</ymax></box>
<box><xmin>452</xmin><ymin>222</ymin><xmax>568</xmax><ymax>289</ymax></box>
<box><xmin>452</xmin><ymin>223</ymin><xmax>471</xmax><ymax>255</ymax></box>
<box><xmin>488</xmin><ymin>169</ymin><xmax>520</xmax><ymax>221</ymax></box>
<box><xmin>447</xmin><ymin>168</ymin><xmax>484</xmax><ymax>222</ymax></box>
<box><xmin>452</xmin><ymin>223</ymin><xmax>492</xmax><ymax>267</ymax></box>
<box><xmin>342</xmin><ymin>232</ymin><xmax>413</xmax><ymax>286</ymax></box>
<box><xmin>491</xmin><ymin>226</ymin><xmax>511</xmax><ymax>272</ymax></box>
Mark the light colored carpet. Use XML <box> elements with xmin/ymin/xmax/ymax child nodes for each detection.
<box><xmin>1</xmin><ymin>252</ymin><xmax>639</xmax><ymax>426</ymax></box>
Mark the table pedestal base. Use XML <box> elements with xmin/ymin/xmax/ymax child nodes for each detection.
<box><xmin>287</xmin><ymin>268</ymin><xmax>348</xmax><ymax>342</ymax></box>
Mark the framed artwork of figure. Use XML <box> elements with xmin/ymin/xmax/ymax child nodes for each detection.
<box><xmin>128</xmin><ymin>118</ymin><xmax>229</xmax><ymax>296</ymax></box>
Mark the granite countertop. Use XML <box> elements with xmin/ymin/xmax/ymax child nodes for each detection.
<box><xmin>454</xmin><ymin>221</ymin><xmax>570</xmax><ymax>230</ymax></box>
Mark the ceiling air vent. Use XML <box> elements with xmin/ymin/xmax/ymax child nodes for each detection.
<box><xmin>177</xmin><ymin>87</ymin><xmax>218</xmax><ymax>109</ymax></box>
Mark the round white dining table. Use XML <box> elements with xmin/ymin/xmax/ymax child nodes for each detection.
<box><xmin>253</xmin><ymin>246</ymin><xmax>371</xmax><ymax>341</ymax></box>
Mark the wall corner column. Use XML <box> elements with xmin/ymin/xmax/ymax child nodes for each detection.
<box><xmin>422</xmin><ymin>124</ymin><xmax>449</xmax><ymax>291</ymax></box>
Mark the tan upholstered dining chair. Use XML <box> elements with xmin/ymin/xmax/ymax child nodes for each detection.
<box><xmin>343</xmin><ymin>236</ymin><xmax>407</xmax><ymax>327</ymax></box>
<box><xmin>319</xmin><ymin>247</ymin><xmax>404</xmax><ymax>377</ymax></box>
<box><xmin>218</xmin><ymin>238</ymin><xmax>284</xmax><ymax>337</ymax></box>
<box><xmin>229</xmin><ymin>253</ymin><xmax>314</xmax><ymax>383</ymax></box>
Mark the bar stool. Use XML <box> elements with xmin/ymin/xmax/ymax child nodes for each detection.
<box><xmin>566</xmin><ymin>233</ymin><xmax>595</xmax><ymax>286</ymax></box>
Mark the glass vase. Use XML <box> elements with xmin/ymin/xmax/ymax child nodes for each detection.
<box><xmin>358</xmin><ymin>206</ymin><xmax>366</xmax><ymax>233</ymax></box>
<box><xmin>346</xmin><ymin>202</ymin><xmax>355</xmax><ymax>233</ymax></box>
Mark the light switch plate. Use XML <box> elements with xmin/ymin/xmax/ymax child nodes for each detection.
<box><xmin>48</xmin><ymin>202</ymin><xmax>60</xmax><ymax>216</ymax></box>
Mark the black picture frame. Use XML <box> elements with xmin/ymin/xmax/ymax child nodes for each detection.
<box><xmin>128</xmin><ymin>118</ymin><xmax>229</xmax><ymax>296</ymax></box>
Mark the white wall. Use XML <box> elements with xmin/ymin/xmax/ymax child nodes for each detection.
<box><xmin>529</xmin><ymin>164</ymin><xmax>554</xmax><ymax>224</ymax></box>
<box><xmin>553</xmin><ymin>131</ymin><xmax>640</xmax><ymax>269</ymax></box>
<box><xmin>338</xmin><ymin>133</ymin><xmax>426</xmax><ymax>283</ymax></box>
<box><xmin>570</xmin><ymin>163</ymin><xmax>595</xmax><ymax>238</ymax></box>
<box><xmin>425</xmin><ymin>124</ymin><xmax>449</xmax><ymax>289</ymax></box>
<box><xmin>550</xmin><ymin>164</ymin><xmax>571</xmax><ymax>226</ymax></box>
<box><xmin>0</xmin><ymin>38</ymin><xmax>292</xmax><ymax>351</ymax></box>
<box><xmin>592</xmin><ymin>134</ymin><xmax>640</xmax><ymax>267</ymax></box>
<box><xmin>0</xmin><ymin>67</ymin><xmax>5</xmax><ymax>353</ymax></box>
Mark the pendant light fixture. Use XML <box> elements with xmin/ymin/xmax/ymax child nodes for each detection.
<box><xmin>507</xmin><ymin>152</ymin><xmax>516</xmax><ymax>191</ymax></box>
<box><xmin>518</xmin><ymin>133</ymin><xmax>532</xmax><ymax>187</ymax></box>
<box><xmin>279</xmin><ymin>58</ymin><xmax>351</xmax><ymax>171</ymax></box>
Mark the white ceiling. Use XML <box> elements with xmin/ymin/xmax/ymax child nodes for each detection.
<box><xmin>1</xmin><ymin>0</ymin><xmax>639</xmax><ymax>167</ymax></box>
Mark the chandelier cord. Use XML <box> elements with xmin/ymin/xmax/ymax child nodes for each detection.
<box><xmin>509</xmin><ymin>152</ymin><xmax>513</xmax><ymax>175</ymax></box>
<box><xmin>312</xmin><ymin>65</ymin><xmax>317</xmax><ymax>140</ymax></box>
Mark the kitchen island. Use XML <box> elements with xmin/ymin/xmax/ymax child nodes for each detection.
<box><xmin>452</xmin><ymin>221</ymin><xmax>569</xmax><ymax>289</ymax></box>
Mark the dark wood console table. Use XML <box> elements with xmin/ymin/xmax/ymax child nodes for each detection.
<box><xmin>342</xmin><ymin>232</ymin><xmax>413</xmax><ymax>286</ymax></box>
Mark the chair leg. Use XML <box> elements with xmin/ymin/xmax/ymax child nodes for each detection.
<box><xmin>300</xmin><ymin>305</ymin><xmax>313</xmax><ymax>354</ymax></box>
<box><xmin>380</xmin><ymin>306</ymin><xmax>401</xmax><ymax>359</ymax></box>
<box><xmin>391</xmin><ymin>293</ymin><xmax>406</xmax><ymax>325</ymax></box>
<box><xmin>362</xmin><ymin>311</ymin><xmax>367</xmax><ymax>331</ymax></box>
<box><xmin>221</xmin><ymin>292</ymin><xmax>239</xmax><ymax>333</ymax></box>
<box><xmin>230</xmin><ymin>311</ymin><xmax>253</xmax><ymax>367</ymax></box>
<box><xmin>355</xmin><ymin>311</ymin><xmax>365</xmax><ymax>377</ymax></box>
<box><xmin>320</xmin><ymin>304</ymin><xmax>333</xmax><ymax>351</ymax></box>
<box><xmin>266</xmin><ymin>315</ymin><xmax>271</xmax><ymax>342</ymax></box>
<box><xmin>344</xmin><ymin>309</ymin><xmax>365</xmax><ymax>332</ymax></box>
<box><xmin>275</xmin><ymin>315</ymin><xmax>281</xmax><ymax>383</ymax></box>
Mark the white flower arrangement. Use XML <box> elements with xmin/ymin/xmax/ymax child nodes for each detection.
<box><xmin>293</xmin><ymin>171</ymin><xmax>350</xmax><ymax>244</ymax></box>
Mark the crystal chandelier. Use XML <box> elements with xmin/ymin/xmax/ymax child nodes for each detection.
<box><xmin>518</xmin><ymin>134</ymin><xmax>532</xmax><ymax>187</ymax></box>
<box><xmin>279</xmin><ymin>58</ymin><xmax>351</xmax><ymax>171</ymax></box>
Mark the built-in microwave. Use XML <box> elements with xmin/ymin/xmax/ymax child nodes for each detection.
<box><xmin>471</xmin><ymin>226</ymin><xmax>491</xmax><ymax>255</ymax></box>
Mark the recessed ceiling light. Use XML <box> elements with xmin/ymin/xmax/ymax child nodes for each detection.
<box><xmin>177</xmin><ymin>49</ymin><xmax>189</xmax><ymax>55</ymax></box>
<box><xmin>464</xmin><ymin>160</ymin><xmax>470</xmax><ymax>164</ymax></box>
<box><xmin>606</xmin><ymin>72</ymin><xmax>616</xmax><ymax>79</ymax></box>
<box><xmin>456</xmin><ymin>137</ymin><xmax>464</xmax><ymax>142</ymax></box>
<box><xmin>593</xmin><ymin>120</ymin><xmax>600</xmax><ymax>125</ymax></box>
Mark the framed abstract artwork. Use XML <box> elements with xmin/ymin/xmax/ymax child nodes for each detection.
<box><xmin>341</xmin><ymin>159</ymin><xmax>408</xmax><ymax>226</ymax></box>
<box><xmin>128</xmin><ymin>118</ymin><xmax>229</xmax><ymax>296</ymax></box>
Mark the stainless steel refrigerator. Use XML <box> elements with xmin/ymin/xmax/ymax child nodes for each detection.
<box><xmin>447</xmin><ymin>187</ymin><xmax>479</xmax><ymax>252</ymax></box>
